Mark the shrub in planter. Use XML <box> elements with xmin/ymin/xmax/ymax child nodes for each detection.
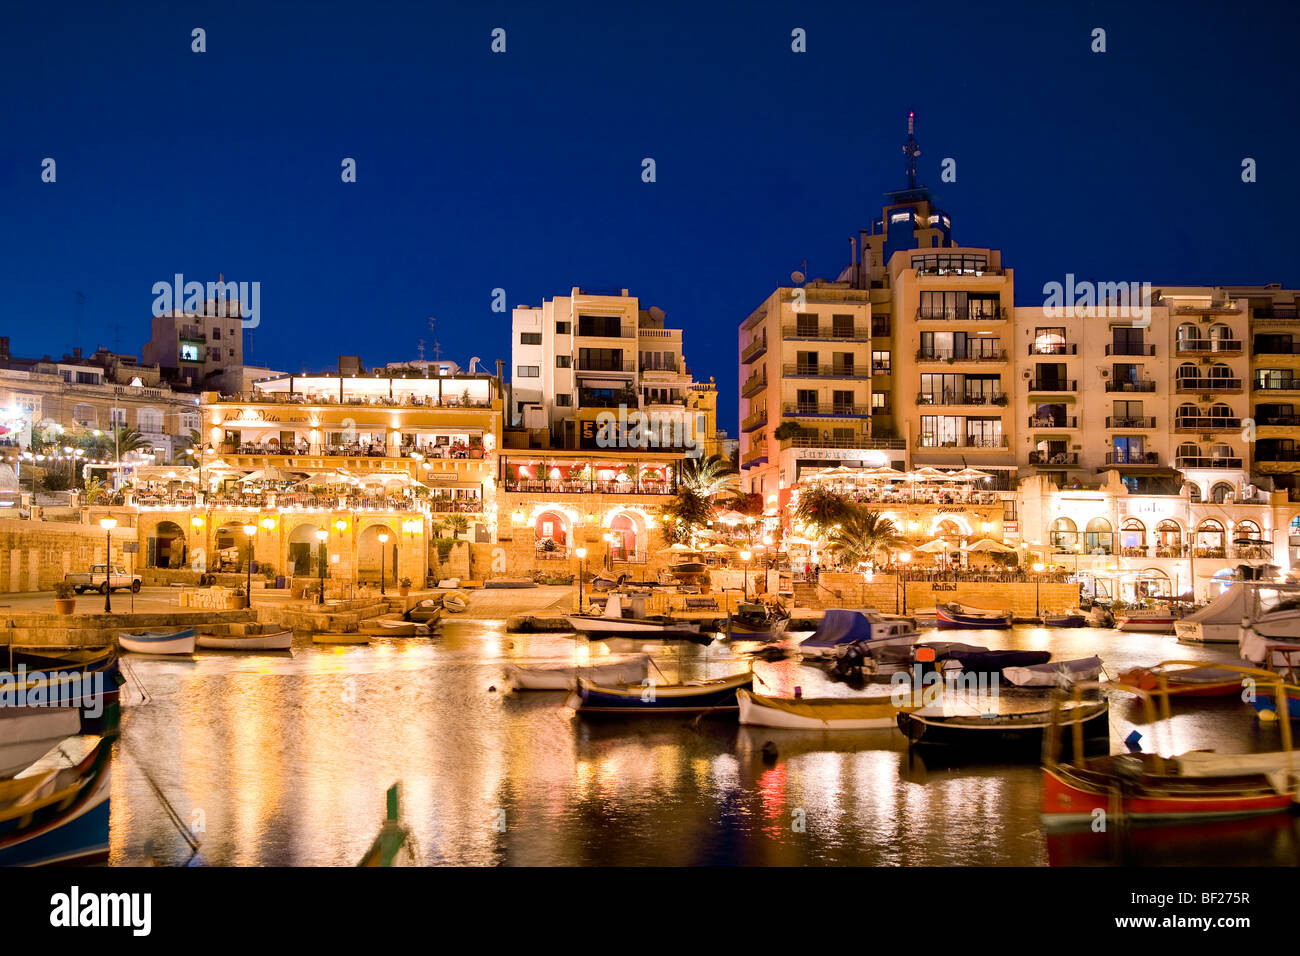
<box><xmin>399</xmin><ymin>576</ymin><xmax>412</xmax><ymax>596</ymax></box>
<box><xmin>53</xmin><ymin>580</ymin><xmax>76</xmax><ymax>615</ymax></box>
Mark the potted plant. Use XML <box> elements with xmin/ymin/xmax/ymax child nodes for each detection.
<box><xmin>399</xmin><ymin>577</ymin><xmax>412</xmax><ymax>597</ymax></box>
<box><xmin>53</xmin><ymin>580</ymin><xmax>76</xmax><ymax>615</ymax></box>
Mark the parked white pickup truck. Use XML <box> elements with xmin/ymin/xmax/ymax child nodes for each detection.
<box><xmin>64</xmin><ymin>565</ymin><xmax>142</xmax><ymax>594</ymax></box>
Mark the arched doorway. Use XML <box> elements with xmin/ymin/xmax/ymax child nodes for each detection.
<box><xmin>1085</xmin><ymin>517</ymin><xmax>1113</xmax><ymax>555</ymax></box>
<box><xmin>214</xmin><ymin>522</ymin><xmax>253</xmax><ymax>571</ymax></box>
<box><xmin>1135</xmin><ymin>567</ymin><xmax>1171</xmax><ymax>601</ymax></box>
<box><xmin>288</xmin><ymin>523</ymin><xmax>325</xmax><ymax>576</ymax></box>
<box><xmin>608</xmin><ymin>512</ymin><xmax>639</xmax><ymax>563</ymax></box>
<box><xmin>151</xmin><ymin>520</ymin><xmax>187</xmax><ymax>568</ymax></box>
<box><xmin>1050</xmin><ymin>517</ymin><xmax>1077</xmax><ymax>553</ymax></box>
<box><xmin>358</xmin><ymin>524</ymin><xmax>397</xmax><ymax>586</ymax></box>
<box><xmin>1195</xmin><ymin>519</ymin><xmax>1226</xmax><ymax>558</ymax></box>
<box><xmin>534</xmin><ymin>510</ymin><xmax>569</xmax><ymax>558</ymax></box>
<box><xmin>1120</xmin><ymin>518</ymin><xmax>1145</xmax><ymax>556</ymax></box>
<box><xmin>1155</xmin><ymin>519</ymin><xmax>1183</xmax><ymax>557</ymax></box>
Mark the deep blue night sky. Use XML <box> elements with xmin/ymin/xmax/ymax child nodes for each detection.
<box><xmin>3</xmin><ymin>0</ymin><xmax>1298</xmax><ymax>430</ymax></box>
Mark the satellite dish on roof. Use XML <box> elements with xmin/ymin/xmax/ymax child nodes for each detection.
<box><xmin>791</xmin><ymin>271</ymin><xmax>806</xmax><ymax>285</ymax></box>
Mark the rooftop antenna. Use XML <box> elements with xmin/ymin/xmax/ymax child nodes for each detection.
<box><xmin>75</xmin><ymin>291</ymin><xmax>85</xmax><ymax>355</ymax></box>
<box><xmin>428</xmin><ymin>317</ymin><xmax>442</xmax><ymax>362</ymax></box>
<box><xmin>903</xmin><ymin>111</ymin><xmax>921</xmax><ymax>189</ymax></box>
<box><xmin>417</xmin><ymin>338</ymin><xmax>425</xmax><ymax>362</ymax></box>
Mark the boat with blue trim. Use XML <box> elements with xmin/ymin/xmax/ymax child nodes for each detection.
<box><xmin>935</xmin><ymin>603</ymin><xmax>1012</xmax><ymax>630</ymax></box>
<box><xmin>566</xmin><ymin>671</ymin><xmax>752</xmax><ymax>714</ymax></box>
<box><xmin>118</xmin><ymin>627</ymin><xmax>196</xmax><ymax>655</ymax></box>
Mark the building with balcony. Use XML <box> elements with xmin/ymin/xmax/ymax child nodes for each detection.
<box><xmin>143</xmin><ymin>294</ymin><xmax>246</xmax><ymax>387</ymax></box>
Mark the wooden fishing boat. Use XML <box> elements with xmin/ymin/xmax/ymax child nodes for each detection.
<box><xmin>506</xmin><ymin>654</ymin><xmax>651</xmax><ymax>691</ymax></box>
<box><xmin>0</xmin><ymin>734</ymin><xmax>113</xmax><ymax>866</ymax></box>
<box><xmin>910</xmin><ymin>607</ymin><xmax>940</xmax><ymax>627</ymax></box>
<box><xmin>721</xmin><ymin>602</ymin><xmax>789</xmax><ymax>641</ymax></box>
<box><xmin>899</xmin><ymin>699</ymin><xmax>1109</xmax><ymax>762</ymax></box>
<box><xmin>1041</xmin><ymin>667</ymin><xmax>1300</xmax><ymax>829</ymax></box>
<box><xmin>566</xmin><ymin>671</ymin><xmax>752</xmax><ymax>714</ymax></box>
<box><xmin>407</xmin><ymin>600</ymin><xmax>443</xmax><ymax>623</ymax></box>
<box><xmin>196</xmin><ymin>629</ymin><xmax>294</xmax><ymax>651</ymax></box>
<box><xmin>312</xmin><ymin>631</ymin><xmax>371</xmax><ymax>645</ymax></box>
<box><xmin>358</xmin><ymin>619</ymin><xmax>430</xmax><ymax>637</ymax></box>
<box><xmin>0</xmin><ymin>708</ymin><xmax>81</xmax><ymax>779</ymax></box>
<box><xmin>1003</xmin><ymin>655</ymin><xmax>1103</xmax><ymax>687</ymax></box>
<box><xmin>1042</xmin><ymin>612</ymin><xmax>1088</xmax><ymax>628</ymax></box>
<box><xmin>935</xmin><ymin>603</ymin><xmax>1012</xmax><ymax>630</ymax></box>
<box><xmin>2</xmin><ymin>647</ymin><xmax>123</xmax><ymax>717</ymax></box>
<box><xmin>1117</xmin><ymin>663</ymin><xmax>1245</xmax><ymax>698</ymax></box>
<box><xmin>1115</xmin><ymin>606</ymin><xmax>1182</xmax><ymax>633</ymax></box>
<box><xmin>441</xmin><ymin>590</ymin><xmax>469</xmax><ymax>613</ymax></box>
<box><xmin>118</xmin><ymin>627</ymin><xmax>196</xmax><ymax>655</ymax></box>
<box><xmin>567</xmin><ymin>594</ymin><xmax>705</xmax><ymax>642</ymax></box>
<box><xmin>737</xmin><ymin>689</ymin><xmax>913</xmax><ymax>730</ymax></box>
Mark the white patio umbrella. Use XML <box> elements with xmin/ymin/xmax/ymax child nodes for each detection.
<box><xmin>657</xmin><ymin>542</ymin><xmax>701</xmax><ymax>554</ymax></box>
<box><xmin>915</xmin><ymin>538</ymin><xmax>958</xmax><ymax>553</ymax></box>
<box><xmin>964</xmin><ymin>537</ymin><xmax>1015</xmax><ymax>553</ymax></box>
<box><xmin>952</xmin><ymin>467</ymin><xmax>993</xmax><ymax>482</ymax></box>
<box><xmin>357</xmin><ymin>471</ymin><xmax>428</xmax><ymax>489</ymax></box>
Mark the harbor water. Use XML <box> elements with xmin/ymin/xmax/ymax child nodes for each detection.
<box><xmin>108</xmin><ymin>623</ymin><xmax>1300</xmax><ymax>866</ymax></box>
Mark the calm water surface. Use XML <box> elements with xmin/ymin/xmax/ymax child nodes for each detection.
<box><xmin>106</xmin><ymin>623</ymin><xmax>1300</xmax><ymax>866</ymax></box>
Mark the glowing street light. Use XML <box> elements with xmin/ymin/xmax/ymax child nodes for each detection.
<box><xmin>99</xmin><ymin>516</ymin><xmax>117</xmax><ymax>612</ymax></box>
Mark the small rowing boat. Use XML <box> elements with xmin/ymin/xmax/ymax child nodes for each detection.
<box><xmin>0</xmin><ymin>709</ymin><xmax>81</xmax><ymax>780</ymax></box>
<box><xmin>441</xmin><ymin>590</ymin><xmax>469</xmax><ymax>613</ymax></box>
<box><xmin>1042</xmin><ymin>612</ymin><xmax>1088</xmax><ymax>628</ymax></box>
<box><xmin>935</xmin><ymin>604</ymin><xmax>1012</xmax><ymax>630</ymax></box>
<box><xmin>312</xmin><ymin>632</ymin><xmax>371</xmax><ymax>645</ymax></box>
<box><xmin>507</xmin><ymin>654</ymin><xmax>651</xmax><ymax>691</ymax></box>
<box><xmin>358</xmin><ymin>619</ymin><xmax>430</xmax><ymax>637</ymax></box>
<box><xmin>117</xmin><ymin>628</ymin><xmax>196</xmax><ymax>655</ymax></box>
<box><xmin>1003</xmin><ymin>655</ymin><xmax>1104</xmax><ymax>687</ymax></box>
<box><xmin>899</xmin><ymin>699</ymin><xmax>1109</xmax><ymax>763</ymax></box>
<box><xmin>737</xmin><ymin>689</ymin><xmax>912</xmax><ymax>730</ymax></box>
<box><xmin>1116</xmin><ymin>663</ymin><xmax>1245</xmax><ymax>698</ymax></box>
<box><xmin>566</xmin><ymin>671</ymin><xmax>752</xmax><ymax>714</ymax></box>
<box><xmin>196</xmin><ymin>630</ymin><xmax>294</xmax><ymax>651</ymax></box>
<box><xmin>407</xmin><ymin>599</ymin><xmax>443</xmax><ymax>623</ymax></box>
<box><xmin>567</xmin><ymin>594</ymin><xmax>705</xmax><ymax>642</ymax></box>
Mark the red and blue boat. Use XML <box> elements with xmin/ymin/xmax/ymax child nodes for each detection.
<box><xmin>935</xmin><ymin>603</ymin><xmax>1012</xmax><ymax>630</ymax></box>
<box><xmin>566</xmin><ymin>672</ymin><xmax>752</xmax><ymax>714</ymax></box>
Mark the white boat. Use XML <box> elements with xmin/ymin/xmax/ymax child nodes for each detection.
<box><xmin>566</xmin><ymin>594</ymin><xmax>704</xmax><ymax>641</ymax></box>
<box><xmin>910</xmin><ymin>607</ymin><xmax>940</xmax><ymax>627</ymax></box>
<box><xmin>799</xmin><ymin>609</ymin><xmax>919</xmax><ymax>658</ymax></box>
<box><xmin>408</xmin><ymin>599</ymin><xmax>443</xmax><ymax>623</ymax></box>
<box><xmin>1002</xmin><ymin>655</ymin><xmax>1104</xmax><ymax>687</ymax></box>
<box><xmin>737</xmin><ymin>689</ymin><xmax>911</xmax><ymax>730</ymax></box>
<box><xmin>442</xmin><ymin>590</ymin><xmax>469</xmax><ymax>613</ymax></box>
<box><xmin>358</xmin><ymin>619</ymin><xmax>431</xmax><ymax>637</ymax></box>
<box><xmin>506</xmin><ymin>654</ymin><xmax>651</xmax><ymax>691</ymax></box>
<box><xmin>118</xmin><ymin>627</ymin><xmax>196</xmax><ymax>655</ymax></box>
<box><xmin>1115</xmin><ymin>607</ymin><xmax>1182</xmax><ymax>633</ymax></box>
<box><xmin>196</xmin><ymin>629</ymin><xmax>294</xmax><ymax>651</ymax></box>
<box><xmin>0</xmin><ymin>708</ymin><xmax>81</xmax><ymax>779</ymax></box>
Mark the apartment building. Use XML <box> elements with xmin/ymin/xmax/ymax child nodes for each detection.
<box><xmin>0</xmin><ymin>338</ymin><xmax>200</xmax><ymax>460</ymax></box>
<box><xmin>143</xmin><ymin>297</ymin><xmax>246</xmax><ymax>387</ymax></box>
<box><xmin>509</xmin><ymin>288</ymin><xmax>716</xmax><ymax>454</ymax></box>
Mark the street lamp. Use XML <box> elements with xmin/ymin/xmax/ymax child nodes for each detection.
<box><xmin>377</xmin><ymin>531</ymin><xmax>389</xmax><ymax>595</ymax></box>
<box><xmin>243</xmin><ymin>524</ymin><xmax>257</xmax><ymax>608</ymax></box>
<box><xmin>602</xmin><ymin>531</ymin><xmax>614</xmax><ymax>571</ymax></box>
<box><xmin>575</xmin><ymin>546</ymin><xmax>588</xmax><ymax>611</ymax></box>
<box><xmin>1032</xmin><ymin>562</ymin><xmax>1046</xmax><ymax>619</ymax></box>
<box><xmin>314</xmin><ymin>528</ymin><xmax>329</xmax><ymax>605</ymax></box>
<box><xmin>739</xmin><ymin>550</ymin><xmax>752</xmax><ymax>601</ymax></box>
<box><xmin>99</xmin><ymin>517</ymin><xmax>117</xmax><ymax>613</ymax></box>
<box><xmin>897</xmin><ymin>551</ymin><xmax>912</xmax><ymax>615</ymax></box>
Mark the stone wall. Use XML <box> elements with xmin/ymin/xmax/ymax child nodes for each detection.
<box><xmin>812</xmin><ymin>572</ymin><xmax>1080</xmax><ymax>616</ymax></box>
<box><xmin>0</xmin><ymin>518</ymin><xmax>135</xmax><ymax>593</ymax></box>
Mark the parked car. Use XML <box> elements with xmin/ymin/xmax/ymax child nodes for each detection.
<box><xmin>64</xmin><ymin>565</ymin><xmax>142</xmax><ymax>594</ymax></box>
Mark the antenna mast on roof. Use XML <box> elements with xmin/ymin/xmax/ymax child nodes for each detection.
<box><xmin>903</xmin><ymin>111</ymin><xmax>920</xmax><ymax>189</ymax></box>
<box><xmin>428</xmin><ymin>317</ymin><xmax>441</xmax><ymax>362</ymax></box>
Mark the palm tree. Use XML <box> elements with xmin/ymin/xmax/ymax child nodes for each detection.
<box><xmin>679</xmin><ymin>454</ymin><xmax>739</xmax><ymax>501</ymax></box>
<box><xmin>828</xmin><ymin>510</ymin><xmax>903</xmax><ymax>567</ymax></box>
<box><xmin>794</xmin><ymin>485</ymin><xmax>857</xmax><ymax>530</ymax></box>
<box><xmin>660</xmin><ymin>487</ymin><xmax>713</xmax><ymax>544</ymax></box>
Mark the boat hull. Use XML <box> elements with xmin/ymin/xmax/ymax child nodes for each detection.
<box><xmin>899</xmin><ymin>702</ymin><xmax>1109</xmax><ymax>763</ymax></box>
<box><xmin>1042</xmin><ymin>614</ymin><xmax>1087</xmax><ymax>628</ymax></box>
<box><xmin>312</xmin><ymin>632</ymin><xmax>371</xmax><ymax>645</ymax></box>
<box><xmin>737</xmin><ymin>689</ymin><xmax>905</xmax><ymax>729</ymax></box>
<box><xmin>507</xmin><ymin>655</ymin><xmax>651</xmax><ymax>691</ymax></box>
<box><xmin>936</xmin><ymin>606</ymin><xmax>1012</xmax><ymax>630</ymax></box>
<box><xmin>1116</xmin><ymin>615</ymin><xmax>1177</xmax><ymax>633</ymax></box>
<box><xmin>197</xmin><ymin>630</ymin><xmax>294</xmax><ymax>651</ymax></box>
<box><xmin>1118</xmin><ymin>666</ymin><xmax>1245</xmax><ymax>698</ymax></box>
<box><xmin>567</xmin><ymin>673</ymin><xmax>752</xmax><ymax>714</ymax></box>
<box><xmin>566</xmin><ymin>616</ymin><xmax>705</xmax><ymax>642</ymax></box>
<box><xmin>118</xmin><ymin>628</ymin><xmax>196</xmax><ymax>655</ymax></box>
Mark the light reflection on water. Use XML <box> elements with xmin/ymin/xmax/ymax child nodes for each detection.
<box><xmin>107</xmin><ymin>624</ymin><xmax>1300</xmax><ymax>866</ymax></box>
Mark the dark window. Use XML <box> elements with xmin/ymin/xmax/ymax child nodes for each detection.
<box><xmin>520</xmin><ymin>332</ymin><xmax>542</xmax><ymax>345</ymax></box>
<box><xmin>555</xmin><ymin>355</ymin><xmax>571</xmax><ymax>368</ymax></box>
<box><xmin>555</xmin><ymin>321</ymin><xmax>570</xmax><ymax>334</ymax></box>
<box><xmin>577</xmin><ymin>314</ymin><xmax>622</xmax><ymax>337</ymax></box>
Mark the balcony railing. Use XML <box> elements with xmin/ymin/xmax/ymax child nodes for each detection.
<box><xmin>1177</xmin><ymin>377</ymin><xmax>1242</xmax><ymax>391</ymax></box>
<box><xmin>779</xmin><ymin>436</ymin><xmax>905</xmax><ymax>451</ymax></box>
<box><xmin>577</xmin><ymin>356</ymin><xmax>632</xmax><ymax>372</ymax></box>
<box><xmin>741</xmin><ymin>334</ymin><xmax>768</xmax><ymax>363</ymax></box>
<box><xmin>740</xmin><ymin>370</ymin><xmax>767</xmax><ymax>398</ymax></box>
<box><xmin>505</xmin><ymin>479</ymin><xmax>676</xmax><ymax>496</ymax></box>
<box><xmin>1027</xmin><ymin>379</ymin><xmax>1077</xmax><ymax>392</ymax></box>
<box><xmin>1105</xmin><ymin>380</ymin><xmax>1157</xmax><ymax>393</ymax></box>
<box><xmin>740</xmin><ymin>408</ymin><xmax>768</xmax><ymax>432</ymax></box>
<box><xmin>1028</xmin><ymin>343</ymin><xmax>1077</xmax><ymax>355</ymax></box>
<box><xmin>916</xmin><ymin>307</ymin><xmax>1008</xmax><ymax>321</ymax></box>
<box><xmin>1176</xmin><ymin>455</ymin><xmax>1243</xmax><ymax>469</ymax></box>
<box><xmin>783</xmin><ymin>402</ymin><xmax>870</xmax><ymax>417</ymax></box>
<box><xmin>1253</xmin><ymin>379</ymin><xmax>1300</xmax><ymax>391</ymax></box>
<box><xmin>1176</xmin><ymin>415</ymin><xmax>1241</xmax><ymax>430</ymax></box>
<box><xmin>782</xmin><ymin>324</ymin><xmax>868</xmax><ymax>341</ymax></box>
<box><xmin>783</xmin><ymin>363</ymin><xmax>869</xmax><ymax>379</ymax></box>
<box><xmin>1256</xmin><ymin>450</ymin><xmax>1300</xmax><ymax>463</ymax></box>
<box><xmin>1106</xmin><ymin>416</ymin><xmax>1156</xmax><ymax>428</ymax></box>
<box><xmin>916</xmin><ymin>391</ymin><xmax>1007</xmax><ymax>406</ymax></box>
<box><xmin>1256</xmin><ymin>415</ymin><xmax>1300</xmax><ymax>427</ymax></box>
<box><xmin>1177</xmin><ymin>339</ymin><xmax>1243</xmax><ymax>355</ymax></box>
<box><xmin>1029</xmin><ymin>451</ymin><xmax>1078</xmax><ymax>465</ymax></box>
<box><xmin>916</xmin><ymin>435</ymin><xmax>1010</xmax><ymax>450</ymax></box>
<box><xmin>1104</xmin><ymin>452</ymin><xmax>1160</xmax><ymax>466</ymax></box>
<box><xmin>1028</xmin><ymin>416</ymin><xmax>1078</xmax><ymax>428</ymax></box>
<box><xmin>915</xmin><ymin>348</ymin><xmax>1007</xmax><ymax>362</ymax></box>
<box><xmin>1155</xmin><ymin>545</ymin><xmax>1185</xmax><ymax>558</ymax></box>
<box><xmin>1105</xmin><ymin>344</ymin><xmax>1156</xmax><ymax>356</ymax></box>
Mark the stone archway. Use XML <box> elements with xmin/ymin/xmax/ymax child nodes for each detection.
<box><xmin>287</xmin><ymin>522</ymin><xmax>325</xmax><ymax>577</ymax></box>
<box><xmin>357</xmin><ymin>522</ymin><xmax>398</xmax><ymax>586</ymax></box>
<box><xmin>151</xmin><ymin>519</ymin><xmax>187</xmax><ymax>569</ymax></box>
